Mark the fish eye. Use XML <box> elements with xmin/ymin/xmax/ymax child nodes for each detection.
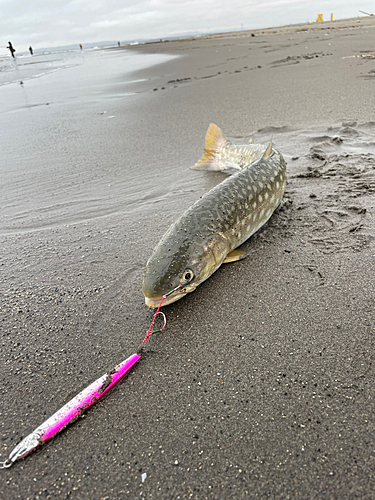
<box><xmin>181</xmin><ymin>269</ymin><xmax>194</xmax><ymax>283</ymax></box>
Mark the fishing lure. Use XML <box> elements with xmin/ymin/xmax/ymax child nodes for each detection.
<box><xmin>1</xmin><ymin>286</ymin><xmax>180</xmax><ymax>468</ymax></box>
<box><xmin>1</xmin><ymin>353</ymin><xmax>141</xmax><ymax>468</ymax></box>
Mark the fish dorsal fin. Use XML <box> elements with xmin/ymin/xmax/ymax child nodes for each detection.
<box><xmin>192</xmin><ymin>123</ymin><xmax>228</xmax><ymax>170</ymax></box>
<box><xmin>262</xmin><ymin>138</ymin><xmax>274</xmax><ymax>160</ymax></box>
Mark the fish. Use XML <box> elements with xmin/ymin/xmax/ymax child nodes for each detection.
<box><xmin>142</xmin><ymin>123</ymin><xmax>287</xmax><ymax>308</ymax></box>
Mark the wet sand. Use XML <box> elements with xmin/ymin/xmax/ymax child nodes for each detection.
<box><xmin>1</xmin><ymin>16</ymin><xmax>375</xmax><ymax>499</ymax></box>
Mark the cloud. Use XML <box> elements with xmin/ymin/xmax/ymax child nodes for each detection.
<box><xmin>0</xmin><ymin>0</ymin><xmax>373</xmax><ymax>52</ymax></box>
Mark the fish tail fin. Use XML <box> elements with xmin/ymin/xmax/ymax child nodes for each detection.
<box><xmin>191</xmin><ymin>123</ymin><xmax>229</xmax><ymax>170</ymax></box>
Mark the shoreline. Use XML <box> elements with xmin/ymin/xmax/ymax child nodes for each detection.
<box><xmin>122</xmin><ymin>15</ymin><xmax>375</xmax><ymax>48</ymax></box>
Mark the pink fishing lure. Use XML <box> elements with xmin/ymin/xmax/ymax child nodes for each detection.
<box><xmin>1</xmin><ymin>287</ymin><xmax>175</xmax><ymax>469</ymax></box>
<box><xmin>1</xmin><ymin>353</ymin><xmax>140</xmax><ymax>468</ymax></box>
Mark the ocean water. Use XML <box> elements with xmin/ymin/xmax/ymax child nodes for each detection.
<box><xmin>0</xmin><ymin>46</ymin><xmax>176</xmax><ymax>87</ymax></box>
<box><xmin>0</xmin><ymin>49</ymin><xmax>82</xmax><ymax>87</ymax></box>
<box><xmin>0</xmin><ymin>46</ymin><xmax>184</xmax><ymax>236</ymax></box>
<box><xmin>0</xmin><ymin>47</ymin><xmax>178</xmax><ymax>116</ymax></box>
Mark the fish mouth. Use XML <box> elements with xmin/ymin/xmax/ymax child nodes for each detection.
<box><xmin>144</xmin><ymin>291</ymin><xmax>187</xmax><ymax>308</ymax></box>
<box><xmin>144</xmin><ymin>285</ymin><xmax>197</xmax><ymax>308</ymax></box>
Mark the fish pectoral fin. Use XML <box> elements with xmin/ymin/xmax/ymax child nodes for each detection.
<box><xmin>223</xmin><ymin>248</ymin><xmax>247</xmax><ymax>263</ymax></box>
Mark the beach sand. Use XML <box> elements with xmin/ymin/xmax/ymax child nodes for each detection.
<box><xmin>1</xmin><ymin>16</ymin><xmax>375</xmax><ymax>499</ymax></box>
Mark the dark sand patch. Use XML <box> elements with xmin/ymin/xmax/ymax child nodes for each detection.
<box><xmin>1</xmin><ymin>16</ymin><xmax>375</xmax><ymax>500</ymax></box>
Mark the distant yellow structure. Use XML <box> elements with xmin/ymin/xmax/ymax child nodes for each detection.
<box><xmin>317</xmin><ymin>13</ymin><xmax>334</xmax><ymax>22</ymax></box>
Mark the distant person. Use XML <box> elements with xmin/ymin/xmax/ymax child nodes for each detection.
<box><xmin>79</xmin><ymin>44</ymin><xmax>83</xmax><ymax>50</ymax></box>
<box><xmin>118</xmin><ymin>41</ymin><xmax>120</xmax><ymax>47</ymax></box>
<box><xmin>29</xmin><ymin>46</ymin><xmax>33</xmax><ymax>55</ymax></box>
<box><xmin>7</xmin><ymin>41</ymin><xmax>16</xmax><ymax>58</ymax></box>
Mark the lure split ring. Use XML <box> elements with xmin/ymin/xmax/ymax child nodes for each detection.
<box><xmin>0</xmin><ymin>459</ymin><xmax>12</xmax><ymax>469</ymax></box>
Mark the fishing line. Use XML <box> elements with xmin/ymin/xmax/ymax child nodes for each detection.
<box><xmin>139</xmin><ymin>284</ymin><xmax>182</xmax><ymax>349</ymax></box>
<box><xmin>0</xmin><ymin>284</ymin><xmax>182</xmax><ymax>469</ymax></box>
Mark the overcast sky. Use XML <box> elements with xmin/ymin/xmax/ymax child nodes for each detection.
<box><xmin>1</xmin><ymin>0</ymin><xmax>374</xmax><ymax>53</ymax></box>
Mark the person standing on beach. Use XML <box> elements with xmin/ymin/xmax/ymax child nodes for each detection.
<box><xmin>7</xmin><ymin>41</ymin><xmax>16</xmax><ymax>58</ymax></box>
<box><xmin>29</xmin><ymin>46</ymin><xmax>33</xmax><ymax>55</ymax></box>
<box><xmin>79</xmin><ymin>44</ymin><xmax>82</xmax><ymax>50</ymax></box>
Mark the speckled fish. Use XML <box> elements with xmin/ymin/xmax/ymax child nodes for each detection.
<box><xmin>142</xmin><ymin>123</ymin><xmax>287</xmax><ymax>308</ymax></box>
